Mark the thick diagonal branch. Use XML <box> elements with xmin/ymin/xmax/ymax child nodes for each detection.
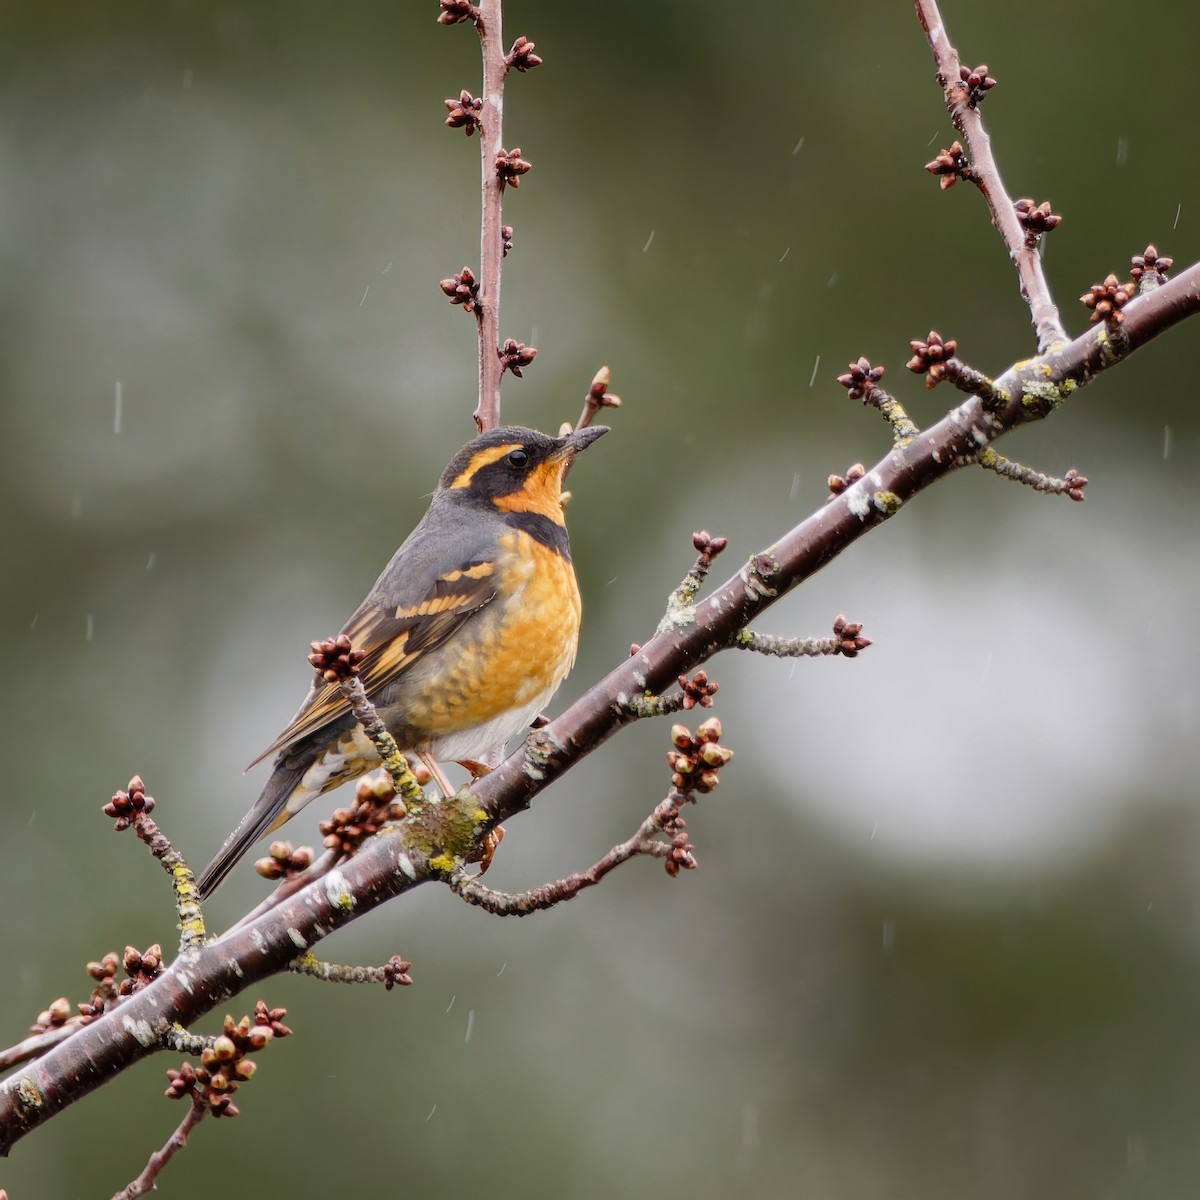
<box><xmin>2</xmin><ymin>263</ymin><xmax>1197</xmax><ymax>1155</ymax></box>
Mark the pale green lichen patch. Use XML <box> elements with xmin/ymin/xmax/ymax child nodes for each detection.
<box><xmin>407</xmin><ymin>793</ymin><xmax>490</xmax><ymax>877</ymax></box>
<box><xmin>1020</xmin><ymin>377</ymin><xmax>1076</xmax><ymax>415</ymax></box>
<box><xmin>322</xmin><ymin>870</ymin><xmax>356</xmax><ymax>912</ymax></box>
<box><xmin>872</xmin><ymin>490</ymin><xmax>903</xmax><ymax>516</ymax></box>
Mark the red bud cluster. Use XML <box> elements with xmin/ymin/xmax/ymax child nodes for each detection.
<box><xmin>103</xmin><ymin>775</ymin><xmax>154</xmax><ymax>831</ymax></box>
<box><xmin>1079</xmin><ymin>274</ymin><xmax>1135</xmax><ymax>326</ymax></box>
<box><xmin>165</xmin><ymin>1002</ymin><xmax>290</xmax><ymax>1118</ymax></box>
<box><xmin>498</xmin><ymin>338</ymin><xmax>537</xmax><ymax>376</ymax></box>
<box><xmin>254</xmin><ymin>840</ymin><xmax>315</xmax><ymax>883</ymax></box>
<box><xmin>837</xmin><ymin>357</ymin><xmax>886</xmax><ymax>402</ymax></box>
<box><xmin>317</xmin><ymin>774</ymin><xmax>407</xmax><ymax>856</ymax></box>
<box><xmin>923</xmin><ymin>140</ymin><xmax>970</xmax><ymax>190</ymax></box>
<box><xmin>1014</xmin><ymin>198</ymin><xmax>1062</xmax><ymax>246</ymax></box>
<box><xmin>443</xmin><ymin>90</ymin><xmax>482</xmax><ymax>135</ymax></box>
<box><xmin>667</xmin><ymin>717</ymin><xmax>734</xmax><ymax>796</ymax></box>
<box><xmin>308</xmin><ymin>634</ymin><xmax>364</xmax><ymax>683</ymax></box>
<box><xmin>495</xmin><ymin>147</ymin><xmax>531</xmax><ymax>187</ymax></box>
<box><xmin>120</xmin><ymin>944</ymin><xmax>163</xmax><ymax>996</ymax></box>
<box><xmin>905</xmin><ymin>330</ymin><xmax>958</xmax><ymax>387</ymax></box>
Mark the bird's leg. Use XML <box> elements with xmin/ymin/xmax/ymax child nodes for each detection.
<box><xmin>418</xmin><ymin>753</ymin><xmax>457</xmax><ymax>797</ymax></box>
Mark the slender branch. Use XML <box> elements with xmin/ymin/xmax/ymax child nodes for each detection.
<box><xmin>474</xmin><ymin>0</ymin><xmax>507</xmax><ymax>430</ymax></box>
<box><xmin>0</xmin><ymin>1024</ymin><xmax>78</xmax><ymax>1072</ymax></box>
<box><xmin>449</xmin><ymin>792</ymin><xmax>686</xmax><ymax>916</ymax></box>
<box><xmin>915</xmin><ymin>0</ymin><xmax>1066</xmax><ymax>352</ymax></box>
<box><xmin>111</xmin><ymin>1099</ymin><xmax>207</xmax><ymax>1199</ymax></box>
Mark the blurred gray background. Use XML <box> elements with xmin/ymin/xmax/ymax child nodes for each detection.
<box><xmin>3</xmin><ymin>1</ymin><xmax>1200</xmax><ymax>1196</ymax></box>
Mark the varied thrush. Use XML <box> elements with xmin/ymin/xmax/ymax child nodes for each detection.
<box><xmin>196</xmin><ymin>424</ymin><xmax>607</xmax><ymax>897</ymax></box>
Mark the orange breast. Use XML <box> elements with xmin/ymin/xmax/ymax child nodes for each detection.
<box><xmin>401</xmin><ymin>530</ymin><xmax>581</xmax><ymax>742</ymax></box>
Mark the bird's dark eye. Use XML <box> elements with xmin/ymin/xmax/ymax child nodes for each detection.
<box><xmin>506</xmin><ymin>449</ymin><xmax>529</xmax><ymax>469</ymax></box>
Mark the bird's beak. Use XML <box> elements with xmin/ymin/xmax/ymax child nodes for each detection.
<box><xmin>553</xmin><ymin>425</ymin><xmax>609</xmax><ymax>460</ymax></box>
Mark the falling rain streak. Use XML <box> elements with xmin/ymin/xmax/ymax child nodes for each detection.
<box><xmin>114</xmin><ymin>381</ymin><xmax>123</xmax><ymax>434</ymax></box>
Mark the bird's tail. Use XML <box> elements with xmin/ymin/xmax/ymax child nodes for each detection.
<box><xmin>196</xmin><ymin>763</ymin><xmax>304</xmax><ymax>899</ymax></box>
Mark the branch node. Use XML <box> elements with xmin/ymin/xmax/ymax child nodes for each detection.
<box><xmin>439</xmin><ymin>265</ymin><xmax>480</xmax><ymax>311</ymax></box>
<box><xmin>837</xmin><ymin>358</ymin><xmax>919</xmax><ymax>444</ymax></box>
<box><xmin>253</xmin><ymin>839</ymin><xmax>315</xmax><ymax>884</ymax></box>
<box><xmin>103</xmin><ymin>776</ymin><xmax>206</xmax><ymax>951</ymax></box>
<box><xmin>505</xmin><ymin>35</ymin><xmax>543</xmax><ymax>72</ymax></box>
<box><xmin>923</xmin><ymin>139</ymin><xmax>973</xmax><ymax>189</ymax></box>
<box><xmin>494</xmin><ymin>146</ymin><xmax>531</xmax><ymax>188</ymax></box>
<box><xmin>657</xmin><ymin>530</ymin><xmax>728</xmax><ymax>631</ymax></box>
<box><xmin>290</xmin><ymin>952</ymin><xmax>414</xmax><ymax>989</ymax></box>
<box><xmin>1080</xmin><ymin>273</ymin><xmax>1135</xmax><ymax>326</ymax></box>
<box><xmin>736</xmin><ymin>615</ymin><xmax>872</xmax><ymax>659</ymax></box>
<box><xmin>309</xmin><ymin>636</ymin><xmax>428</xmax><ymax>812</ymax></box>
<box><xmin>978</xmin><ymin>448</ymin><xmax>1088</xmax><ymax>500</ymax></box>
<box><xmin>573</xmin><ymin>364</ymin><xmax>622</xmax><ymax>433</ymax></box>
<box><xmin>1131</xmin><ymin>244</ymin><xmax>1173</xmax><ymax>294</ymax></box>
<box><xmin>443</xmin><ymin>89</ymin><xmax>482</xmax><ymax>134</ymax></box>
<box><xmin>437</xmin><ymin>0</ymin><xmax>480</xmax><ymax>26</ymax></box>
<box><xmin>1013</xmin><ymin>198</ymin><xmax>1062</xmax><ymax>247</ymax></box>
<box><xmin>959</xmin><ymin>62</ymin><xmax>996</xmax><ymax>108</ymax></box>
<box><xmin>826</xmin><ymin>462</ymin><xmax>866</xmax><ymax>503</ymax></box>
<box><xmin>497</xmin><ymin>337</ymin><xmax>537</xmax><ymax>377</ymax></box>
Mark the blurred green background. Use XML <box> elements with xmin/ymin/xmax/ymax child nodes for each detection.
<box><xmin>3</xmin><ymin>1</ymin><xmax>1200</xmax><ymax>1196</ymax></box>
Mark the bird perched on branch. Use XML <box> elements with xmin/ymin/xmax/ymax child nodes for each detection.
<box><xmin>197</xmin><ymin>424</ymin><xmax>608</xmax><ymax>897</ymax></box>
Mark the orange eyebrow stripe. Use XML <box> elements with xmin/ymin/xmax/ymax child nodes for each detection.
<box><xmin>447</xmin><ymin>444</ymin><xmax>523</xmax><ymax>490</ymax></box>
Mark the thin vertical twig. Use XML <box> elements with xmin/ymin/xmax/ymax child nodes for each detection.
<box><xmin>473</xmin><ymin>0</ymin><xmax>507</xmax><ymax>431</ymax></box>
<box><xmin>914</xmin><ymin>0</ymin><xmax>1066</xmax><ymax>353</ymax></box>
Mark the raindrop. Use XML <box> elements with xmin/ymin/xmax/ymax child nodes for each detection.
<box><xmin>464</xmin><ymin>1009</ymin><xmax>475</xmax><ymax>1045</ymax></box>
<box><xmin>882</xmin><ymin>917</ymin><xmax>896</xmax><ymax>953</ymax></box>
<box><xmin>425</xmin><ymin>1104</ymin><xmax>437</xmax><ymax>1122</ymax></box>
<box><xmin>926</xmin><ymin>130</ymin><xmax>940</xmax><ymax>146</ymax></box>
<box><xmin>1162</xmin><ymin>425</ymin><xmax>1172</xmax><ymax>460</ymax></box>
<box><xmin>29</xmin><ymin>614</ymin><xmax>38</xmax><ymax>630</ymax></box>
<box><xmin>445</xmin><ymin>994</ymin><xmax>456</xmax><ymax>1013</ymax></box>
<box><xmin>86</xmin><ymin>614</ymin><xmax>95</xmax><ymax>642</ymax></box>
<box><xmin>1174</xmin><ymin>202</ymin><xmax>1182</xmax><ymax>229</ymax></box>
<box><xmin>788</xmin><ymin>471</ymin><xmax>802</xmax><ymax>500</ymax></box>
<box><xmin>808</xmin><ymin>354</ymin><xmax>821</xmax><ymax>388</ymax></box>
<box><xmin>778</xmin><ymin>247</ymin><xmax>790</xmax><ymax>264</ymax></box>
<box><xmin>642</xmin><ymin>230</ymin><xmax>656</xmax><ymax>253</ymax></box>
<box><xmin>791</xmin><ymin>136</ymin><xmax>805</xmax><ymax>156</ymax></box>
<box><xmin>114</xmin><ymin>381</ymin><xmax>123</xmax><ymax>434</ymax></box>
<box><xmin>382</xmin><ymin>261</ymin><xmax>394</xmax><ymax>275</ymax></box>
<box><xmin>1115</xmin><ymin>136</ymin><xmax>1128</xmax><ymax>165</ymax></box>
<box><xmin>1126</xmin><ymin>1133</ymin><xmax>1146</xmax><ymax>1177</ymax></box>
<box><xmin>146</xmin><ymin>553</ymin><xmax>157</xmax><ymax>572</ymax></box>
<box><xmin>496</xmin><ymin>961</ymin><xmax>507</xmax><ymax>977</ymax></box>
<box><xmin>827</xmin><ymin>272</ymin><xmax>838</xmax><ymax>288</ymax></box>
<box><xmin>359</xmin><ymin>285</ymin><xmax>370</xmax><ymax>307</ymax></box>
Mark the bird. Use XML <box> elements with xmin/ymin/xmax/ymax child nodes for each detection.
<box><xmin>196</xmin><ymin>423</ymin><xmax>607</xmax><ymax>897</ymax></box>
